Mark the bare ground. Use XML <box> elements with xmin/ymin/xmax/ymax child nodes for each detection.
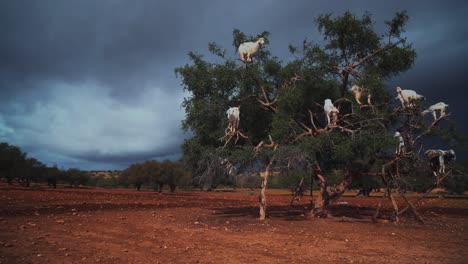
<box><xmin>0</xmin><ymin>185</ymin><xmax>467</xmax><ymax>264</ymax></box>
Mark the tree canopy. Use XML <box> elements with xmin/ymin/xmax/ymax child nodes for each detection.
<box><xmin>176</xmin><ymin>10</ymin><xmax>466</xmax><ymax>220</ymax></box>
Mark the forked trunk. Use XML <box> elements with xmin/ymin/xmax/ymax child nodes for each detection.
<box><xmin>309</xmin><ymin>162</ymin><xmax>354</xmax><ymax>217</ymax></box>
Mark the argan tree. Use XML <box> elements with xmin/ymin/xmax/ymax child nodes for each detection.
<box><xmin>120</xmin><ymin>160</ymin><xmax>189</xmax><ymax>192</ymax></box>
<box><xmin>176</xmin><ymin>11</ymin><xmax>464</xmax><ymax>221</ymax></box>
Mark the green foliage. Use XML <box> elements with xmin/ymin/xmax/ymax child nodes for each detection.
<box><xmin>0</xmin><ymin>142</ymin><xmax>26</xmax><ymax>184</ymax></box>
<box><xmin>0</xmin><ymin>142</ymin><xmax>48</xmax><ymax>186</ymax></box>
<box><xmin>119</xmin><ymin>160</ymin><xmax>190</xmax><ymax>192</ymax></box>
<box><xmin>63</xmin><ymin>168</ymin><xmax>90</xmax><ymax>187</ymax></box>
<box><xmin>175</xmin><ymin>11</ymin><xmax>464</xmax><ymax>197</ymax></box>
<box><xmin>385</xmin><ymin>11</ymin><xmax>409</xmax><ymax>40</ymax></box>
<box><xmin>316</xmin><ymin>11</ymin><xmax>380</xmax><ymax>56</ymax></box>
<box><xmin>442</xmin><ymin>174</ymin><xmax>468</xmax><ymax>195</ymax></box>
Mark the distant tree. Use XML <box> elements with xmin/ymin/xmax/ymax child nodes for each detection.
<box><xmin>161</xmin><ymin>160</ymin><xmax>190</xmax><ymax>192</ymax></box>
<box><xmin>122</xmin><ymin>163</ymin><xmax>149</xmax><ymax>191</ymax></box>
<box><xmin>119</xmin><ymin>160</ymin><xmax>190</xmax><ymax>192</ymax></box>
<box><xmin>0</xmin><ymin>142</ymin><xmax>26</xmax><ymax>185</ymax></box>
<box><xmin>16</xmin><ymin>158</ymin><xmax>47</xmax><ymax>187</ymax></box>
<box><xmin>45</xmin><ymin>166</ymin><xmax>61</xmax><ymax>188</ymax></box>
<box><xmin>64</xmin><ymin>168</ymin><xmax>90</xmax><ymax>188</ymax></box>
<box><xmin>118</xmin><ymin>169</ymin><xmax>131</xmax><ymax>188</ymax></box>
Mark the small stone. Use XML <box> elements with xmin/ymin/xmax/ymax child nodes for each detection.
<box><xmin>37</xmin><ymin>254</ymin><xmax>42</xmax><ymax>257</ymax></box>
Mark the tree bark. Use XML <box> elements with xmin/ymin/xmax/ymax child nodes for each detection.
<box><xmin>341</xmin><ymin>73</ymin><xmax>349</xmax><ymax>98</ymax></box>
<box><xmin>309</xmin><ymin>163</ymin><xmax>354</xmax><ymax>217</ymax></box>
<box><xmin>259</xmin><ymin>160</ymin><xmax>274</xmax><ymax>220</ymax></box>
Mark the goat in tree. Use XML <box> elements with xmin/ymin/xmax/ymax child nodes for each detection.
<box><xmin>222</xmin><ymin>106</ymin><xmax>249</xmax><ymax>147</ymax></box>
<box><xmin>425</xmin><ymin>149</ymin><xmax>456</xmax><ymax>176</ymax></box>
<box><xmin>422</xmin><ymin>102</ymin><xmax>449</xmax><ymax>121</ymax></box>
<box><xmin>349</xmin><ymin>85</ymin><xmax>372</xmax><ymax>105</ymax></box>
<box><xmin>395</xmin><ymin>86</ymin><xmax>425</xmax><ymax>108</ymax></box>
<box><xmin>394</xmin><ymin>131</ymin><xmax>405</xmax><ymax>155</ymax></box>
<box><xmin>226</xmin><ymin>106</ymin><xmax>240</xmax><ymax>132</ymax></box>
<box><xmin>324</xmin><ymin>99</ymin><xmax>339</xmax><ymax>126</ymax></box>
<box><xmin>238</xmin><ymin>37</ymin><xmax>265</xmax><ymax>63</ymax></box>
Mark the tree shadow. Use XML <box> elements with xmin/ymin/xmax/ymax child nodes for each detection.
<box><xmin>212</xmin><ymin>204</ymin><xmax>378</xmax><ymax>221</ymax></box>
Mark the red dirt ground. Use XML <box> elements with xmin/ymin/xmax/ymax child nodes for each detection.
<box><xmin>1</xmin><ymin>185</ymin><xmax>467</xmax><ymax>263</ymax></box>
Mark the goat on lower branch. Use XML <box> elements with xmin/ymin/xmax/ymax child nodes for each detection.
<box><xmin>226</xmin><ymin>106</ymin><xmax>240</xmax><ymax>132</ymax></box>
<box><xmin>422</xmin><ymin>102</ymin><xmax>448</xmax><ymax>121</ymax></box>
<box><xmin>395</xmin><ymin>86</ymin><xmax>425</xmax><ymax>108</ymax></box>
<box><xmin>238</xmin><ymin>37</ymin><xmax>265</xmax><ymax>63</ymax></box>
<box><xmin>394</xmin><ymin>131</ymin><xmax>405</xmax><ymax>155</ymax></box>
<box><xmin>349</xmin><ymin>85</ymin><xmax>372</xmax><ymax>105</ymax></box>
<box><xmin>324</xmin><ymin>99</ymin><xmax>339</xmax><ymax>126</ymax></box>
<box><xmin>425</xmin><ymin>149</ymin><xmax>456</xmax><ymax>177</ymax></box>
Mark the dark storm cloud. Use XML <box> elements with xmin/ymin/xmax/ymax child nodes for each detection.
<box><xmin>1</xmin><ymin>0</ymin><xmax>467</xmax><ymax>169</ymax></box>
<box><xmin>0</xmin><ymin>1</ymin><xmax>206</xmax><ymax>93</ymax></box>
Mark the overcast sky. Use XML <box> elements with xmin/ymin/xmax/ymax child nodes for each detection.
<box><xmin>1</xmin><ymin>0</ymin><xmax>467</xmax><ymax>170</ymax></box>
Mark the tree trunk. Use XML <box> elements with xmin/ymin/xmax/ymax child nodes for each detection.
<box><xmin>169</xmin><ymin>184</ymin><xmax>176</xmax><ymax>192</ymax></box>
<box><xmin>259</xmin><ymin>170</ymin><xmax>269</xmax><ymax>220</ymax></box>
<box><xmin>259</xmin><ymin>160</ymin><xmax>274</xmax><ymax>220</ymax></box>
<box><xmin>309</xmin><ymin>163</ymin><xmax>354</xmax><ymax>217</ymax></box>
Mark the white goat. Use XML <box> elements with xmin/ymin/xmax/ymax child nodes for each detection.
<box><xmin>394</xmin><ymin>131</ymin><xmax>405</xmax><ymax>155</ymax></box>
<box><xmin>425</xmin><ymin>149</ymin><xmax>456</xmax><ymax>176</ymax></box>
<box><xmin>324</xmin><ymin>99</ymin><xmax>339</xmax><ymax>126</ymax></box>
<box><xmin>395</xmin><ymin>86</ymin><xmax>425</xmax><ymax>107</ymax></box>
<box><xmin>349</xmin><ymin>85</ymin><xmax>372</xmax><ymax>105</ymax></box>
<box><xmin>422</xmin><ymin>102</ymin><xmax>448</xmax><ymax>121</ymax></box>
<box><xmin>238</xmin><ymin>37</ymin><xmax>265</xmax><ymax>63</ymax></box>
<box><xmin>226</xmin><ymin>106</ymin><xmax>240</xmax><ymax>132</ymax></box>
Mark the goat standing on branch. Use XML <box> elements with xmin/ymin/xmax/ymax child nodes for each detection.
<box><xmin>238</xmin><ymin>37</ymin><xmax>265</xmax><ymax>63</ymax></box>
<box><xmin>349</xmin><ymin>85</ymin><xmax>372</xmax><ymax>105</ymax></box>
<box><xmin>425</xmin><ymin>149</ymin><xmax>456</xmax><ymax>177</ymax></box>
<box><xmin>394</xmin><ymin>131</ymin><xmax>405</xmax><ymax>155</ymax></box>
<box><xmin>422</xmin><ymin>102</ymin><xmax>449</xmax><ymax>121</ymax></box>
<box><xmin>324</xmin><ymin>99</ymin><xmax>339</xmax><ymax>126</ymax></box>
<box><xmin>226</xmin><ymin>106</ymin><xmax>240</xmax><ymax>133</ymax></box>
<box><xmin>395</xmin><ymin>86</ymin><xmax>425</xmax><ymax>108</ymax></box>
<box><xmin>222</xmin><ymin>106</ymin><xmax>249</xmax><ymax>147</ymax></box>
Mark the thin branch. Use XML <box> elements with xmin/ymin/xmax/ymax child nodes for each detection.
<box><xmin>411</xmin><ymin>114</ymin><xmax>450</xmax><ymax>147</ymax></box>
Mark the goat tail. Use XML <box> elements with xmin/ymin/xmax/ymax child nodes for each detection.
<box><xmin>421</xmin><ymin>110</ymin><xmax>431</xmax><ymax>115</ymax></box>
